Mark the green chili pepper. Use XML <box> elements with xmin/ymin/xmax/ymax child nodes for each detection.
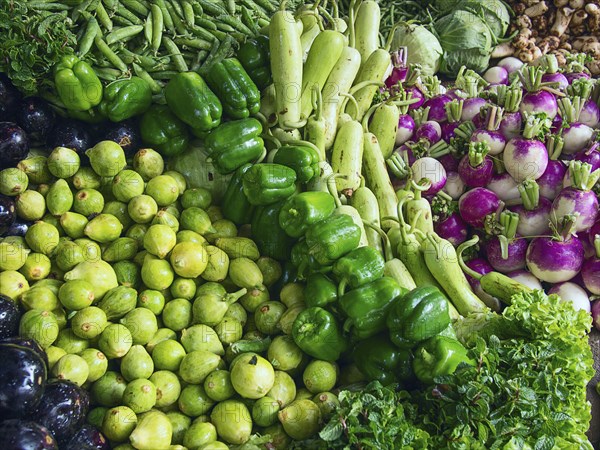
<box><xmin>292</xmin><ymin>307</ymin><xmax>346</xmax><ymax>362</ymax></box>
<box><xmin>139</xmin><ymin>105</ymin><xmax>190</xmax><ymax>157</ymax></box>
<box><xmin>386</xmin><ymin>286</ymin><xmax>452</xmax><ymax>350</ymax></box>
<box><xmin>332</xmin><ymin>245</ymin><xmax>385</xmax><ymax>295</ymax></box>
<box><xmin>205</xmin><ymin>118</ymin><xmax>265</xmax><ymax>175</ymax></box>
<box><xmin>278</xmin><ymin>191</ymin><xmax>336</xmax><ymax>238</ymax></box>
<box><xmin>242</xmin><ymin>163</ymin><xmax>297</xmax><ymax>206</ymax></box>
<box><xmin>164</xmin><ymin>71</ymin><xmax>222</xmax><ymax>134</ymax></box>
<box><xmin>98</xmin><ymin>76</ymin><xmax>152</xmax><ymax>122</ymax></box>
<box><xmin>412</xmin><ymin>335</ymin><xmax>473</xmax><ymax>384</ymax></box>
<box><xmin>353</xmin><ymin>334</ymin><xmax>415</xmax><ymax>386</ymax></box>
<box><xmin>54</xmin><ymin>55</ymin><xmax>103</xmax><ymax>111</ymax></box>
<box><xmin>339</xmin><ymin>276</ymin><xmax>404</xmax><ymax>340</ymax></box>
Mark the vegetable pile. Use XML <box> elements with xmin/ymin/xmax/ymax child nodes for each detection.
<box><xmin>0</xmin><ymin>0</ymin><xmax>599</xmax><ymax>449</ymax></box>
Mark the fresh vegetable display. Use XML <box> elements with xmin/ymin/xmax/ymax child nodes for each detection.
<box><xmin>0</xmin><ymin>0</ymin><xmax>600</xmax><ymax>448</ymax></box>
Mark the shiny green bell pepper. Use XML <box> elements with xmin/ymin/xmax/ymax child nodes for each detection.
<box><xmin>54</xmin><ymin>55</ymin><xmax>103</xmax><ymax>111</ymax></box>
<box><xmin>242</xmin><ymin>163</ymin><xmax>297</xmax><ymax>206</ymax></box>
<box><xmin>353</xmin><ymin>334</ymin><xmax>415</xmax><ymax>386</ymax></box>
<box><xmin>237</xmin><ymin>35</ymin><xmax>271</xmax><ymax>90</ymax></box>
<box><xmin>205</xmin><ymin>58</ymin><xmax>261</xmax><ymax>119</ymax></box>
<box><xmin>305</xmin><ymin>214</ymin><xmax>361</xmax><ymax>266</ymax></box>
<box><xmin>205</xmin><ymin>118</ymin><xmax>264</xmax><ymax>175</ymax></box>
<box><xmin>164</xmin><ymin>71</ymin><xmax>222</xmax><ymax>133</ymax></box>
<box><xmin>339</xmin><ymin>276</ymin><xmax>404</xmax><ymax>340</ymax></box>
<box><xmin>221</xmin><ymin>164</ymin><xmax>255</xmax><ymax>225</ymax></box>
<box><xmin>139</xmin><ymin>105</ymin><xmax>190</xmax><ymax>157</ymax></box>
<box><xmin>251</xmin><ymin>200</ymin><xmax>296</xmax><ymax>261</ymax></box>
<box><xmin>386</xmin><ymin>286</ymin><xmax>452</xmax><ymax>349</ymax></box>
<box><xmin>332</xmin><ymin>245</ymin><xmax>385</xmax><ymax>295</ymax></box>
<box><xmin>413</xmin><ymin>335</ymin><xmax>473</xmax><ymax>384</ymax></box>
<box><xmin>304</xmin><ymin>273</ymin><xmax>338</xmax><ymax>308</ymax></box>
<box><xmin>278</xmin><ymin>191</ymin><xmax>336</xmax><ymax>238</ymax></box>
<box><xmin>272</xmin><ymin>144</ymin><xmax>320</xmax><ymax>183</ymax></box>
<box><xmin>99</xmin><ymin>76</ymin><xmax>152</xmax><ymax>122</ymax></box>
<box><xmin>292</xmin><ymin>306</ymin><xmax>346</xmax><ymax>361</ymax></box>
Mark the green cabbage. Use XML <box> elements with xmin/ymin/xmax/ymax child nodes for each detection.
<box><xmin>391</xmin><ymin>23</ymin><xmax>443</xmax><ymax>77</ymax></box>
<box><xmin>434</xmin><ymin>9</ymin><xmax>492</xmax><ymax>76</ymax></box>
<box><xmin>454</xmin><ymin>0</ymin><xmax>510</xmax><ymax>40</ymax></box>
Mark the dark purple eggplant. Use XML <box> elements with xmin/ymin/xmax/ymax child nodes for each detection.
<box><xmin>0</xmin><ymin>295</ymin><xmax>20</xmax><ymax>340</ymax></box>
<box><xmin>103</xmin><ymin>119</ymin><xmax>142</xmax><ymax>157</ymax></box>
<box><xmin>15</xmin><ymin>97</ymin><xmax>56</xmax><ymax>145</ymax></box>
<box><xmin>0</xmin><ymin>419</ymin><xmax>58</xmax><ymax>450</ymax></box>
<box><xmin>63</xmin><ymin>425</ymin><xmax>109</xmax><ymax>450</ymax></box>
<box><xmin>0</xmin><ymin>122</ymin><xmax>29</xmax><ymax>169</ymax></box>
<box><xmin>50</xmin><ymin>119</ymin><xmax>92</xmax><ymax>162</ymax></box>
<box><xmin>31</xmin><ymin>380</ymin><xmax>89</xmax><ymax>445</ymax></box>
<box><xmin>0</xmin><ymin>75</ymin><xmax>22</xmax><ymax>122</ymax></box>
<box><xmin>1</xmin><ymin>337</ymin><xmax>49</xmax><ymax>370</ymax></box>
<box><xmin>0</xmin><ymin>345</ymin><xmax>47</xmax><ymax>419</ymax></box>
<box><xmin>0</xmin><ymin>194</ymin><xmax>16</xmax><ymax>236</ymax></box>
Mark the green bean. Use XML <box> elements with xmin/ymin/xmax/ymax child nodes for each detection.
<box><xmin>144</xmin><ymin>11</ymin><xmax>153</xmax><ymax>43</ymax></box>
<box><xmin>173</xmin><ymin>37</ymin><xmax>213</xmax><ymax>51</ymax></box>
<box><xmin>182</xmin><ymin>0</ymin><xmax>195</xmax><ymax>26</ymax></box>
<box><xmin>252</xmin><ymin>0</ymin><xmax>277</xmax><ymax>13</ymax></box>
<box><xmin>102</xmin><ymin>0</ymin><xmax>119</xmax><ymax>12</ymax></box>
<box><xmin>197</xmin><ymin>0</ymin><xmax>227</xmax><ymax>17</ymax></box>
<box><xmin>150</xmin><ymin>4</ymin><xmax>164</xmax><ymax>52</ymax></box>
<box><xmin>194</xmin><ymin>17</ymin><xmax>217</xmax><ymax>31</ymax></box>
<box><xmin>121</xmin><ymin>0</ymin><xmax>149</xmax><ymax>16</ymax></box>
<box><xmin>218</xmin><ymin>14</ymin><xmax>253</xmax><ymax>35</ymax></box>
<box><xmin>240</xmin><ymin>6</ymin><xmax>259</xmax><ymax>35</ymax></box>
<box><xmin>167</xmin><ymin>0</ymin><xmax>184</xmax><ymax>18</ymax></box>
<box><xmin>78</xmin><ymin>16</ymin><xmax>101</xmax><ymax>56</ymax></box>
<box><xmin>164</xmin><ymin>1</ymin><xmax>187</xmax><ymax>35</ymax></box>
<box><xmin>208</xmin><ymin>28</ymin><xmax>228</xmax><ymax>41</ymax></box>
<box><xmin>226</xmin><ymin>0</ymin><xmax>236</xmax><ymax>14</ymax></box>
<box><xmin>240</xmin><ymin>0</ymin><xmax>269</xmax><ymax>20</ymax></box>
<box><xmin>162</xmin><ymin>36</ymin><xmax>188</xmax><ymax>72</ymax></box>
<box><xmin>106</xmin><ymin>25</ymin><xmax>144</xmax><ymax>45</ymax></box>
<box><xmin>112</xmin><ymin>15</ymin><xmax>135</xmax><ymax>26</ymax></box>
<box><xmin>94</xmin><ymin>35</ymin><xmax>129</xmax><ymax>72</ymax></box>
<box><xmin>27</xmin><ymin>2</ymin><xmax>71</xmax><ymax>11</ymax></box>
<box><xmin>95</xmin><ymin>2</ymin><xmax>113</xmax><ymax>31</ymax></box>
<box><xmin>153</xmin><ymin>0</ymin><xmax>174</xmax><ymax>33</ymax></box>
<box><xmin>147</xmin><ymin>70</ymin><xmax>178</xmax><ymax>79</ymax></box>
<box><xmin>191</xmin><ymin>2</ymin><xmax>203</xmax><ymax>17</ymax></box>
<box><xmin>215</xmin><ymin>22</ymin><xmax>235</xmax><ymax>33</ymax></box>
<box><xmin>133</xmin><ymin>63</ymin><xmax>163</xmax><ymax>94</ymax></box>
<box><xmin>72</xmin><ymin>0</ymin><xmax>99</xmax><ymax>22</ymax></box>
<box><xmin>94</xmin><ymin>67</ymin><xmax>122</xmax><ymax>81</ymax></box>
<box><xmin>190</xmin><ymin>50</ymin><xmax>209</xmax><ymax>72</ymax></box>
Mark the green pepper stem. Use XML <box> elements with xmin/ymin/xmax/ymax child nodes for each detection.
<box><xmin>518</xmin><ymin>180</ymin><xmax>540</xmax><ymax>211</ymax></box>
<box><xmin>456</xmin><ymin>236</ymin><xmax>483</xmax><ymax>280</ymax></box>
<box><xmin>467</xmin><ymin>141</ymin><xmax>490</xmax><ymax>167</ymax></box>
<box><xmin>337</xmin><ymin>278</ymin><xmax>348</xmax><ymax>297</ymax></box>
<box><xmin>569</xmin><ymin>160</ymin><xmax>600</xmax><ymax>191</ymax></box>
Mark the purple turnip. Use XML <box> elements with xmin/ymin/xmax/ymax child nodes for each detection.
<box><xmin>548</xmin><ymin>282</ymin><xmax>591</xmax><ymax>312</ymax></box>
<box><xmin>458</xmin><ymin>187</ymin><xmax>501</xmax><ymax>228</ymax></box>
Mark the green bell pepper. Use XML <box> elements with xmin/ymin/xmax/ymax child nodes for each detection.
<box><xmin>292</xmin><ymin>306</ymin><xmax>346</xmax><ymax>361</ymax></box>
<box><xmin>352</xmin><ymin>334</ymin><xmax>415</xmax><ymax>386</ymax></box>
<box><xmin>339</xmin><ymin>276</ymin><xmax>404</xmax><ymax>340</ymax></box>
<box><xmin>54</xmin><ymin>55</ymin><xmax>103</xmax><ymax>111</ymax></box>
<box><xmin>98</xmin><ymin>76</ymin><xmax>152</xmax><ymax>122</ymax></box>
<box><xmin>221</xmin><ymin>164</ymin><xmax>255</xmax><ymax>225</ymax></box>
<box><xmin>386</xmin><ymin>286</ymin><xmax>452</xmax><ymax>349</ymax></box>
<box><xmin>305</xmin><ymin>214</ymin><xmax>362</xmax><ymax>266</ymax></box>
<box><xmin>412</xmin><ymin>335</ymin><xmax>473</xmax><ymax>384</ymax></box>
<box><xmin>237</xmin><ymin>35</ymin><xmax>271</xmax><ymax>90</ymax></box>
<box><xmin>242</xmin><ymin>163</ymin><xmax>297</xmax><ymax>206</ymax></box>
<box><xmin>272</xmin><ymin>144</ymin><xmax>320</xmax><ymax>184</ymax></box>
<box><xmin>332</xmin><ymin>246</ymin><xmax>385</xmax><ymax>295</ymax></box>
<box><xmin>164</xmin><ymin>71</ymin><xmax>222</xmax><ymax>133</ymax></box>
<box><xmin>290</xmin><ymin>239</ymin><xmax>333</xmax><ymax>280</ymax></box>
<box><xmin>205</xmin><ymin>58</ymin><xmax>261</xmax><ymax>119</ymax></box>
<box><xmin>251</xmin><ymin>200</ymin><xmax>296</xmax><ymax>261</ymax></box>
<box><xmin>139</xmin><ymin>105</ymin><xmax>190</xmax><ymax>157</ymax></box>
<box><xmin>205</xmin><ymin>118</ymin><xmax>264</xmax><ymax>175</ymax></box>
<box><xmin>304</xmin><ymin>273</ymin><xmax>338</xmax><ymax>308</ymax></box>
<box><xmin>278</xmin><ymin>191</ymin><xmax>336</xmax><ymax>238</ymax></box>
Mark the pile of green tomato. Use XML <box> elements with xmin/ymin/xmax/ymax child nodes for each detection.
<box><xmin>0</xmin><ymin>141</ymin><xmax>341</xmax><ymax>449</ymax></box>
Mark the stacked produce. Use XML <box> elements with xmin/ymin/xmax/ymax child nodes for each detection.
<box><xmin>0</xmin><ymin>0</ymin><xmax>599</xmax><ymax>449</ymax></box>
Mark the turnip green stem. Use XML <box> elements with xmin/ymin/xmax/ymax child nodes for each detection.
<box><xmin>445</xmin><ymin>99</ymin><xmax>464</xmax><ymax>123</ymax></box>
<box><xmin>486</xmin><ymin>105</ymin><xmax>503</xmax><ymax>131</ymax></box>
<box><xmin>558</xmin><ymin>96</ymin><xmax>584</xmax><ymax>124</ymax></box>
<box><xmin>518</xmin><ymin>180</ymin><xmax>540</xmax><ymax>211</ymax></box>
<box><xmin>569</xmin><ymin>161</ymin><xmax>600</xmax><ymax>191</ymax></box>
<box><xmin>522</xmin><ymin>113</ymin><xmax>552</xmax><ymax>140</ymax></box>
<box><xmin>546</xmin><ymin>134</ymin><xmax>564</xmax><ymax>160</ymax></box>
<box><xmin>468</xmin><ymin>141</ymin><xmax>490</xmax><ymax>167</ymax></box>
<box><xmin>496</xmin><ymin>84</ymin><xmax>522</xmax><ymax>112</ymax></box>
<box><xmin>453</xmin><ymin>121</ymin><xmax>476</xmax><ymax>140</ymax></box>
